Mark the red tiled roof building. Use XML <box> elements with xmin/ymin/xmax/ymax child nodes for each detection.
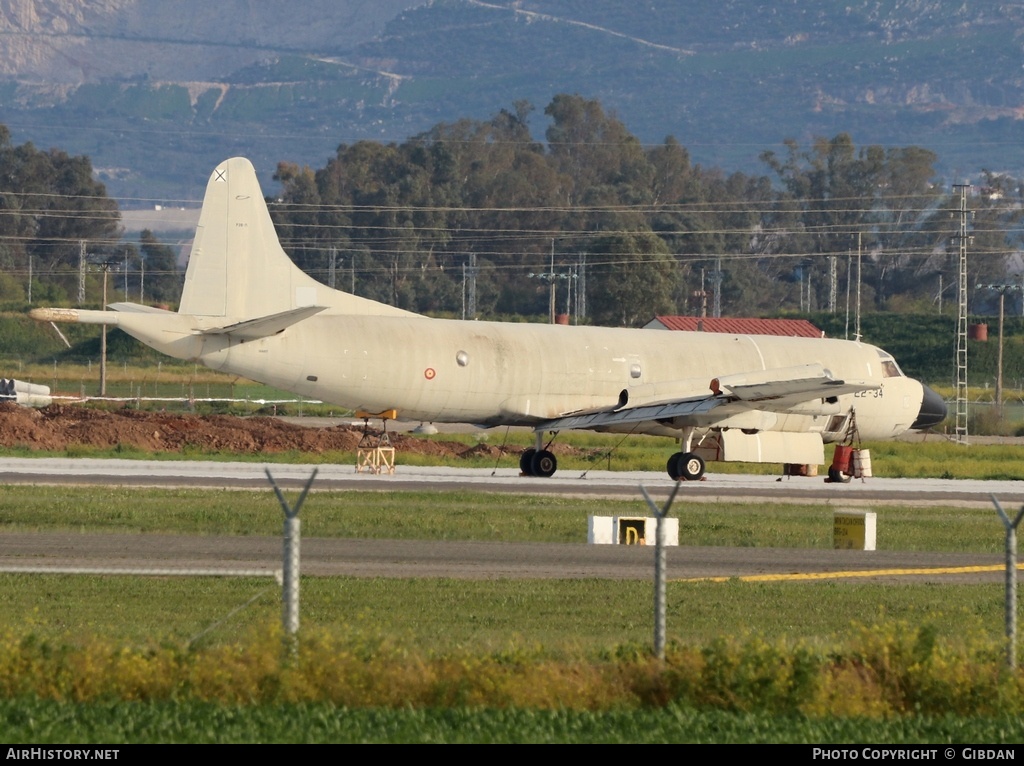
<box><xmin>643</xmin><ymin>316</ymin><xmax>824</xmax><ymax>338</ymax></box>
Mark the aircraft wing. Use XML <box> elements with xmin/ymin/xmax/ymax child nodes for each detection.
<box><xmin>542</xmin><ymin>396</ymin><xmax>724</xmax><ymax>432</ymax></box>
<box><xmin>540</xmin><ymin>364</ymin><xmax>878</xmax><ymax>433</ymax></box>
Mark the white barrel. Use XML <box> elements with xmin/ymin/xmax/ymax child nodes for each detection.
<box><xmin>853</xmin><ymin>449</ymin><xmax>872</xmax><ymax>478</ymax></box>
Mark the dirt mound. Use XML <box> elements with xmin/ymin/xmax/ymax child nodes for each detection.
<box><xmin>0</xmin><ymin>402</ymin><xmax>519</xmax><ymax>460</ymax></box>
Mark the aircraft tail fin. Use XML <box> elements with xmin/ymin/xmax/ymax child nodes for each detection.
<box><xmin>179</xmin><ymin>157</ymin><xmax>414</xmax><ymax>320</ymax></box>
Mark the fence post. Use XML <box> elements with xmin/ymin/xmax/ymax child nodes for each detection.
<box><xmin>266</xmin><ymin>468</ymin><xmax>318</xmax><ymax>653</ymax></box>
<box><xmin>991</xmin><ymin>496</ymin><xmax>1023</xmax><ymax>669</ymax></box>
<box><xmin>641</xmin><ymin>482</ymin><xmax>681</xmax><ymax>661</ymax></box>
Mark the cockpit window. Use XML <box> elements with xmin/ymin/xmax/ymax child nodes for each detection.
<box><xmin>876</xmin><ymin>350</ymin><xmax>903</xmax><ymax>378</ymax></box>
<box><xmin>881</xmin><ymin>360</ymin><xmax>901</xmax><ymax>377</ymax></box>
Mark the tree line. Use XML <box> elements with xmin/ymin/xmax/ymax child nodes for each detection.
<box><xmin>269</xmin><ymin>95</ymin><xmax>1024</xmax><ymax>324</ymax></box>
<box><xmin>0</xmin><ymin>126</ymin><xmax>179</xmax><ymax>307</ymax></box>
<box><xmin>3</xmin><ymin>96</ymin><xmax>1023</xmax><ymax>326</ymax></box>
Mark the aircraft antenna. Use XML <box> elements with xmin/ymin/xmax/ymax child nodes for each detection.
<box><xmin>953</xmin><ymin>184</ymin><xmax>971</xmax><ymax>445</ymax></box>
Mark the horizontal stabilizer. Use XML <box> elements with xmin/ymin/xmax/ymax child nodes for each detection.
<box><xmin>107</xmin><ymin>302</ymin><xmax>176</xmax><ymax>314</ymax></box>
<box><xmin>198</xmin><ymin>305</ymin><xmax>327</xmax><ymax>340</ymax></box>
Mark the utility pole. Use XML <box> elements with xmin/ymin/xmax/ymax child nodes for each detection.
<box><xmin>845</xmin><ymin>251</ymin><xmax>851</xmax><ymax>339</ymax></box>
<box><xmin>78</xmin><ymin>241</ymin><xmax>86</xmax><ymax>305</ymax></box>
<box><xmin>711</xmin><ymin>257</ymin><xmax>722</xmax><ymax>318</ymax></box>
<box><xmin>548</xmin><ymin>241</ymin><xmax>556</xmax><ymax>323</ymax></box>
<box><xmin>695</xmin><ymin>268</ymin><xmax>708</xmax><ymax>317</ymax></box>
<box><xmin>976</xmin><ymin>284</ymin><xmax>1022</xmax><ymax>421</ymax></box>
<box><xmin>468</xmin><ymin>252</ymin><xmax>477</xmax><ymax>320</ymax></box>
<box><xmin>953</xmin><ymin>184</ymin><xmax>972</xmax><ymax>445</ymax></box>
<box><xmin>528</xmin><ymin>242</ymin><xmax>569</xmax><ymax>323</ymax></box>
<box><xmin>100</xmin><ymin>262</ymin><xmax>110</xmax><ymax>397</ymax></box>
<box><xmin>828</xmin><ymin>255</ymin><xmax>837</xmax><ymax>313</ymax></box>
<box><xmin>577</xmin><ymin>253</ymin><xmax>587</xmax><ymax>321</ymax></box>
<box><xmin>855</xmin><ymin>232</ymin><xmax>862</xmax><ymax>341</ymax></box>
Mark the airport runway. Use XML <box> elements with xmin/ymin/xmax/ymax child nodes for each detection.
<box><xmin>0</xmin><ymin>456</ymin><xmax>1023</xmax><ymax>507</ymax></box>
<box><xmin>0</xmin><ymin>457</ymin><xmax>1021</xmax><ymax>583</ymax></box>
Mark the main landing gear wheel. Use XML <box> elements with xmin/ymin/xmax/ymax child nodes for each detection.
<box><xmin>667</xmin><ymin>451</ymin><xmax>705</xmax><ymax>481</ymax></box>
<box><xmin>530</xmin><ymin>449</ymin><xmax>557</xmax><ymax>478</ymax></box>
<box><xmin>519</xmin><ymin>448</ymin><xmax>557</xmax><ymax>477</ymax></box>
<box><xmin>519</xmin><ymin>448</ymin><xmax>536</xmax><ymax>474</ymax></box>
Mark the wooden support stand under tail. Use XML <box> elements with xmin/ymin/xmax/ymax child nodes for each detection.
<box><xmin>355</xmin><ymin>409</ymin><xmax>397</xmax><ymax>475</ymax></box>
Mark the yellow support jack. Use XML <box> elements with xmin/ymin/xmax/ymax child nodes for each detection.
<box><xmin>355</xmin><ymin>409</ymin><xmax>398</xmax><ymax>475</ymax></box>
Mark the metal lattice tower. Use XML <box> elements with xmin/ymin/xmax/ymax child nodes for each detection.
<box><xmin>953</xmin><ymin>184</ymin><xmax>971</xmax><ymax>445</ymax></box>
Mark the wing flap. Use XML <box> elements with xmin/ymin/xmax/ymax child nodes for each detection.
<box><xmin>543</xmin><ymin>396</ymin><xmax>723</xmax><ymax>432</ymax></box>
<box><xmin>543</xmin><ymin>364</ymin><xmax>878</xmax><ymax>433</ymax></box>
<box><xmin>712</xmin><ymin>363</ymin><xmax>878</xmax><ymax>401</ymax></box>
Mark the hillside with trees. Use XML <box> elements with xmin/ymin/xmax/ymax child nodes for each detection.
<box><xmin>0</xmin><ymin>1</ymin><xmax>1021</xmax><ymax>200</ymax></box>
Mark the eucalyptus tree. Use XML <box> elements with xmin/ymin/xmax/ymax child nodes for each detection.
<box><xmin>0</xmin><ymin>128</ymin><xmax>120</xmax><ymax>303</ymax></box>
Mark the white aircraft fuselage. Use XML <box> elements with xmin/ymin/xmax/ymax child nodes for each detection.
<box><xmin>31</xmin><ymin>158</ymin><xmax>946</xmax><ymax>481</ymax></box>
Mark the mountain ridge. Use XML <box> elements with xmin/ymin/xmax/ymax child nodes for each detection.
<box><xmin>0</xmin><ymin>0</ymin><xmax>1020</xmax><ymax>201</ymax></box>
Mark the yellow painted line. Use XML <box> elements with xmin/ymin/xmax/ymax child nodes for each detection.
<box><xmin>676</xmin><ymin>563</ymin><xmax>1024</xmax><ymax>583</ymax></box>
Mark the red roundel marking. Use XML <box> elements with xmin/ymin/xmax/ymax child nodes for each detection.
<box><xmin>424</xmin><ymin>368</ymin><xmax>436</xmax><ymax>380</ymax></box>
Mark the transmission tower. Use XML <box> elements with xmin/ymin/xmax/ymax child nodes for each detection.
<box><xmin>953</xmin><ymin>184</ymin><xmax>971</xmax><ymax>445</ymax></box>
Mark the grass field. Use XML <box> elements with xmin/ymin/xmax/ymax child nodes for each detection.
<box><xmin>4</xmin><ymin>699</ymin><xmax>1023</xmax><ymax>744</ymax></box>
<box><xmin>1</xmin><ymin>482</ymin><xmax>1022</xmax><ymax>742</ymax></box>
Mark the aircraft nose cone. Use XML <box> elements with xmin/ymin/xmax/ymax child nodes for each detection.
<box><xmin>912</xmin><ymin>384</ymin><xmax>947</xmax><ymax>430</ymax></box>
